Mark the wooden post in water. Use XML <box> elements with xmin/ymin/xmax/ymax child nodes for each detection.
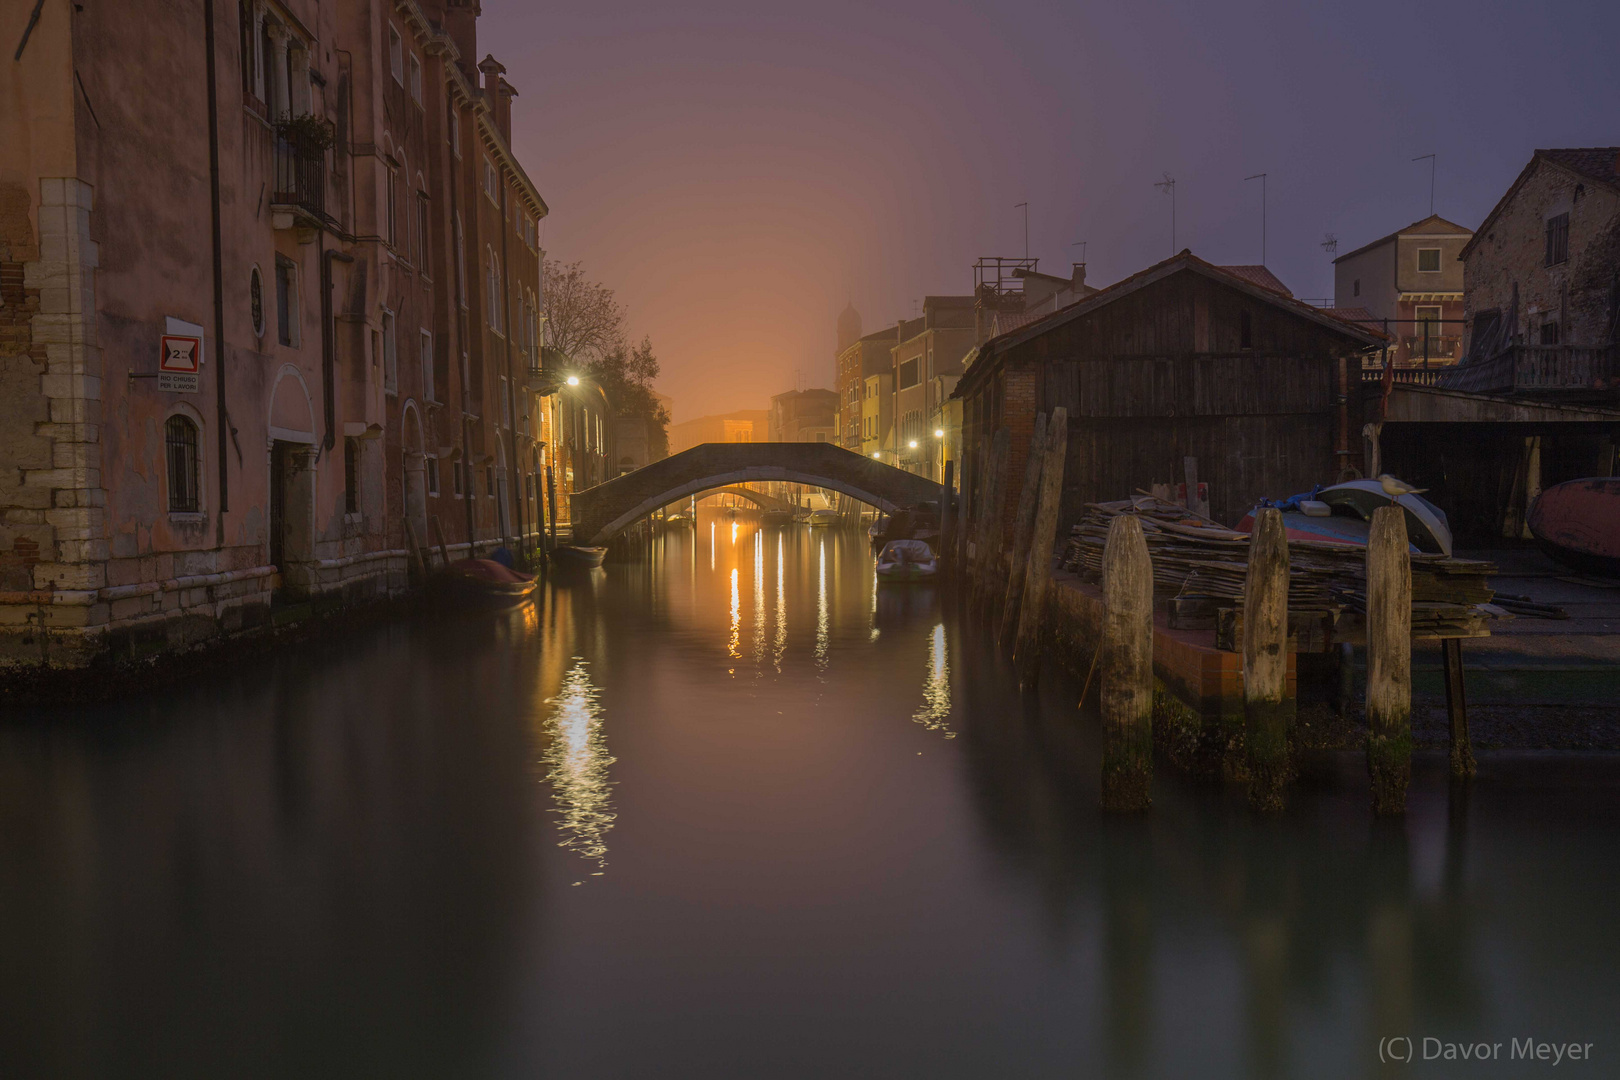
<box><xmin>1366</xmin><ymin>505</ymin><xmax>1413</xmax><ymax>815</ymax></box>
<box><xmin>1099</xmin><ymin>511</ymin><xmax>1154</xmax><ymax>812</ymax></box>
<box><xmin>939</xmin><ymin>459</ymin><xmax>955</xmax><ymax>566</ymax></box>
<box><xmin>955</xmin><ymin>442</ymin><xmax>986</xmax><ymax>577</ymax></box>
<box><xmin>1443</xmin><ymin>638</ymin><xmax>1475</xmax><ymax>778</ymax></box>
<box><xmin>971</xmin><ymin>429</ymin><xmax>1010</xmax><ymax>607</ymax></box>
<box><xmin>998</xmin><ymin>412</ymin><xmax>1048</xmax><ymax>649</ymax></box>
<box><xmin>1242</xmin><ymin>507</ymin><xmax>1292</xmax><ymax>812</ymax></box>
<box><xmin>1013</xmin><ymin>407</ymin><xmax>1068</xmax><ymax>684</ymax></box>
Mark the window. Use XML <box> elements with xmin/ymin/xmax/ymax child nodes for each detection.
<box><xmin>384</xmin><ymin>162</ymin><xmax>399</xmax><ymax>249</ymax></box>
<box><xmin>448</xmin><ymin>106</ymin><xmax>461</xmax><ymax>157</ymax></box>
<box><xmin>452</xmin><ymin>459</ymin><xmax>464</xmax><ymax>497</ymax></box>
<box><xmin>388</xmin><ymin>25</ymin><xmax>403</xmax><ymax>85</ymax></box>
<box><xmin>1353</xmin><ymin>279</ymin><xmax>1360</xmax><ymax>298</ymax></box>
<box><xmin>898</xmin><ymin>357</ymin><xmax>920</xmax><ymax>389</ymax></box>
<box><xmin>1540</xmin><ymin>321</ymin><xmax>1561</xmax><ymax>346</ymax></box>
<box><xmin>1546</xmin><ymin>213</ymin><xmax>1570</xmax><ymax>266</ymax></box>
<box><xmin>426</xmin><ymin>456</ymin><xmax>440</xmax><ymax>496</ymax></box>
<box><xmin>165</xmin><ymin>415</ymin><xmax>200</xmax><ymax>513</ymax></box>
<box><xmin>416</xmin><ymin>191</ymin><xmax>430</xmax><ymax>270</ymax></box>
<box><xmin>343</xmin><ymin>438</ymin><xmax>359</xmax><ymax>515</ymax></box>
<box><xmin>483</xmin><ymin>159</ymin><xmax>499</xmax><ymax>203</ymax></box>
<box><xmin>1239</xmin><ymin>309</ymin><xmax>1253</xmax><ymax>349</ymax></box>
<box><xmin>454</xmin><ymin>213</ymin><xmax>467</xmax><ymax>308</ymax></box>
<box><xmin>409</xmin><ymin>54</ymin><xmax>422</xmax><ymax>105</ymax></box>
<box><xmin>250</xmin><ymin>266</ymin><xmax>265</xmax><ymax>339</ymax></box>
<box><xmin>275</xmin><ymin>256</ymin><xmax>298</xmax><ymax>347</ymax></box>
<box><xmin>420</xmin><ymin>330</ymin><xmax>435</xmax><ymax>402</ymax></box>
<box><xmin>1417</xmin><ymin>248</ymin><xmax>1441</xmax><ymax>273</ymax></box>
<box><xmin>487</xmin><ymin>250</ymin><xmax>503</xmax><ymax>332</ymax></box>
<box><xmin>1414</xmin><ymin>306</ymin><xmax>1441</xmax><ymax>335</ymax></box>
<box><xmin>382</xmin><ymin>309</ymin><xmax>397</xmax><ymax>393</ymax></box>
<box><xmin>486</xmin><ymin>465</ymin><xmax>495</xmax><ymax>497</ymax></box>
<box><xmin>501</xmin><ymin>375</ymin><xmax>512</xmax><ymax>428</ymax></box>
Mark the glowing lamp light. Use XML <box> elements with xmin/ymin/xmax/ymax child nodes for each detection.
<box><xmin>566</xmin><ymin>375</ymin><xmax>581</xmax><ymax>386</ymax></box>
<box><xmin>908</xmin><ymin>439</ymin><xmax>919</xmax><ymax>449</ymax></box>
<box><xmin>872</xmin><ymin>452</ymin><xmax>881</xmax><ymax>459</ymax></box>
<box><xmin>934</xmin><ymin>428</ymin><xmax>945</xmax><ymax>438</ymax></box>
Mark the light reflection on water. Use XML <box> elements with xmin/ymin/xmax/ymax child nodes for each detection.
<box><xmin>728</xmin><ymin>566</ymin><xmax>741</xmax><ymax>665</ymax></box>
<box><xmin>773</xmin><ymin>532</ymin><xmax>786</xmax><ymax>673</ymax></box>
<box><xmin>540</xmin><ymin>657</ymin><xmax>616</xmax><ymax>870</ymax></box>
<box><xmin>912</xmin><ymin>622</ymin><xmax>954</xmax><ymax>737</ymax></box>
<box><xmin>814</xmin><ymin>538</ymin><xmax>829</xmax><ymax>674</ymax></box>
<box><xmin>752</xmin><ymin>529</ymin><xmax>765</xmax><ymax>671</ymax></box>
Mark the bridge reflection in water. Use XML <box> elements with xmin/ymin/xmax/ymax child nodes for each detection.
<box><xmin>0</xmin><ymin>513</ymin><xmax>1614</xmax><ymax>1077</ymax></box>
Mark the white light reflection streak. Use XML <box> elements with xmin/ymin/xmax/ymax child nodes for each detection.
<box><xmin>815</xmin><ymin>538</ymin><xmax>829</xmax><ymax>674</ymax></box>
<box><xmin>912</xmin><ymin>623</ymin><xmax>955</xmax><ymax>737</ymax></box>
<box><xmin>709</xmin><ymin>520</ymin><xmax>715</xmax><ymax>571</ymax></box>
<box><xmin>541</xmin><ymin>658</ymin><xmax>617</xmax><ymax>868</ymax></box>
<box><xmin>774</xmin><ymin>531</ymin><xmax>786</xmax><ymax>672</ymax></box>
<box><xmin>752</xmin><ymin>529</ymin><xmax>765</xmax><ymax>670</ymax></box>
<box><xmin>728</xmin><ymin>567</ymin><xmax>741</xmax><ymax>667</ymax></box>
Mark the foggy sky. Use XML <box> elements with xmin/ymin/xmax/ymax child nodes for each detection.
<box><xmin>484</xmin><ymin>0</ymin><xmax>1619</xmax><ymax>422</ymax></box>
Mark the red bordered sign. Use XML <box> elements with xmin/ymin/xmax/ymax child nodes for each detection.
<box><xmin>159</xmin><ymin>334</ymin><xmax>201</xmax><ymax>393</ymax></box>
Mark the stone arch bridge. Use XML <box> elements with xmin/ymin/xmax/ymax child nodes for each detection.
<box><xmin>570</xmin><ymin>442</ymin><xmax>947</xmax><ymax>546</ymax></box>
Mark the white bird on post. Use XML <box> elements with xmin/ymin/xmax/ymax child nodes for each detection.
<box><xmin>1376</xmin><ymin>474</ymin><xmax>1427</xmax><ymax>506</ymax></box>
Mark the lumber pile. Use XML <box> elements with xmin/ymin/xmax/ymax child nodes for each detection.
<box><xmin>1060</xmin><ymin>496</ymin><xmax>1496</xmax><ymax>640</ymax></box>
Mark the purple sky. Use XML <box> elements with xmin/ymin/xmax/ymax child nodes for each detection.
<box><xmin>484</xmin><ymin>0</ymin><xmax>1619</xmax><ymax>422</ymax></box>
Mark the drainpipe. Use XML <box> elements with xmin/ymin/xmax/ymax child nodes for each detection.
<box><xmin>203</xmin><ymin>0</ymin><xmax>229</xmax><ymax>543</ymax></box>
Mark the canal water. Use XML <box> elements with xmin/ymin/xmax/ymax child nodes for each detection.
<box><xmin>1</xmin><ymin>515</ymin><xmax>1615</xmax><ymax>1078</ymax></box>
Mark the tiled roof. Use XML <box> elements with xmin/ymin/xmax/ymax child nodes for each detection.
<box><xmin>1325</xmin><ymin>306</ymin><xmax>1378</xmax><ymax>325</ymax></box>
<box><xmin>1539</xmin><ymin>147</ymin><xmax>1620</xmax><ymax>192</ymax></box>
<box><xmin>1217</xmin><ymin>265</ymin><xmax>1293</xmax><ymax>298</ymax></box>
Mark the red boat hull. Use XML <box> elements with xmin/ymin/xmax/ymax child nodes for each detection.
<box><xmin>1528</xmin><ymin>477</ymin><xmax>1620</xmax><ymax>576</ymax></box>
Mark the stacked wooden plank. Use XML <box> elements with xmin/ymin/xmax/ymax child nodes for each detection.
<box><xmin>1060</xmin><ymin>496</ymin><xmax>1495</xmax><ymax>640</ymax></box>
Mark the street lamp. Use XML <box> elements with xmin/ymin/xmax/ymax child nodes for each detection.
<box><xmin>872</xmin><ymin>451</ymin><xmax>881</xmax><ymax>459</ymax></box>
<box><xmin>566</xmin><ymin>375</ymin><xmax>580</xmax><ymax>386</ymax></box>
<box><xmin>908</xmin><ymin>439</ymin><xmax>918</xmax><ymax>449</ymax></box>
<box><xmin>933</xmin><ymin>428</ymin><xmax>944</xmax><ymax>438</ymax></box>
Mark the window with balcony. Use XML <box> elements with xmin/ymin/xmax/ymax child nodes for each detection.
<box><xmin>1546</xmin><ymin>213</ymin><xmax>1570</xmax><ymax>266</ymax></box>
<box><xmin>1417</xmin><ymin>248</ymin><xmax>1441</xmax><ymax>273</ymax></box>
<box><xmin>1414</xmin><ymin>306</ymin><xmax>1441</xmax><ymax>334</ymax></box>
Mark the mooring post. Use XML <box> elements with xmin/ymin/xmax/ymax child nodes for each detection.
<box><xmin>956</xmin><ymin>442</ymin><xmax>987</xmax><ymax>577</ymax></box>
<box><xmin>971</xmin><ymin>429</ymin><xmax>1011</xmax><ymax>607</ymax></box>
<box><xmin>1366</xmin><ymin>505</ymin><xmax>1413</xmax><ymax>815</ymax></box>
<box><xmin>1443</xmin><ymin>637</ymin><xmax>1475</xmax><ymax>778</ymax></box>
<box><xmin>1242</xmin><ymin>507</ymin><xmax>1292</xmax><ymax>812</ymax></box>
<box><xmin>1100</xmin><ymin>511</ymin><xmax>1154</xmax><ymax>812</ymax></box>
<box><xmin>1013</xmin><ymin>408</ymin><xmax>1069</xmax><ymax>684</ymax></box>
<box><xmin>939</xmin><ymin>459</ymin><xmax>955</xmax><ymax>565</ymax></box>
<box><xmin>998</xmin><ymin>412</ymin><xmax>1049</xmax><ymax>648</ymax></box>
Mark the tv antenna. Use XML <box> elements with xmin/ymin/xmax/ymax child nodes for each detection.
<box><xmin>1015</xmin><ymin>202</ymin><xmax>1029</xmax><ymax>260</ymax></box>
<box><xmin>1321</xmin><ymin>232</ymin><xmax>1338</xmax><ymax>256</ymax></box>
<box><xmin>1412</xmin><ymin>153</ymin><xmax>1436</xmax><ymax>217</ymax></box>
<box><xmin>1154</xmin><ymin>174</ymin><xmax>1177</xmax><ymax>254</ymax></box>
<box><xmin>1070</xmin><ymin>239</ymin><xmax>1088</xmax><ymax>263</ymax></box>
<box><xmin>1244</xmin><ymin>172</ymin><xmax>1267</xmax><ymax>265</ymax></box>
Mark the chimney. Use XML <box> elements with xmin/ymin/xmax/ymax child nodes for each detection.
<box><xmin>496</xmin><ymin>77</ymin><xmax>518</xmax><ymax>144</ymax></box>
<box><xmin>477</xmin><ymin>55</ymin><xmax>509</xmax><ymax>142</ymax></box>
<box><xmin>440</xmin><ymin>0</ymin><xmax>480</xmax><ymax>73</ymax></box>
<box><xmin>1071</xmin><ymin>263</ymin><xmax>1087</xmax><ymax>290</ymax></box>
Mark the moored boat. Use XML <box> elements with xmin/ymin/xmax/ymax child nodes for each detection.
<box><xmin>761</xmin><ymin>508</ymin><xmax>793</xmax><ymax>527</ymax></box>
<box><xmin>875</xmin><ymin>539</ymin><xmax>938</xmax><ymax>581</ymax></box>
<box><xmin>1529</xmin><ymin>477</ymin><xmax>1620</xmax><ymax>576</ymax></box>
<box><xmin>429</xmin><ymin>558</ymin><xmax>537</xmax><ymax>606</ymax></box>
<box><xmin>552</xmin><ymin>545</ymin><xmax>608</xmax><ymax>569</ymax></box>
<box><xmin>807</xmin><ymin>508</ymin><xmax>839</xmax><ymax>527</ymax></box>
<box><xmin>1237</xmin><ymin>478</ymin><xmax>1451</xmax><ymax>556</ymax></box>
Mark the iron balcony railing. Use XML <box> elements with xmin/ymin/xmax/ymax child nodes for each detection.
<box><xmin>271</xmin><ymin>129</ymin><xmax>327</xmax><ymax>221</ymax></box>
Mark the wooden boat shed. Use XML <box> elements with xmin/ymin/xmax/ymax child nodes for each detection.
<box><xmin>952</xmin><ymin>251</ymin><xmax>1387</xmax><ymax>539</ymax></box>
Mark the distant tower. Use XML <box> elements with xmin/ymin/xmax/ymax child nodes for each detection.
<box><xmin>836</xmin><ymin>302</ymin><xmax>862</xmax><ymax>354</ymax></box>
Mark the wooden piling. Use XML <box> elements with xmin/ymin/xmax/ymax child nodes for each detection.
<box><xmin>1242</xmin><ymin>507</ymin><xmax>1292</xmax><ymax>812</ymax></box>
<box><xmin>1443</xmin><ymin>638</ymin><xmax>1475</xmax><ymax>778</ymax></box>
<box><xmin>1366</xmin><ymin>505</ymin><xmax>1412</xmax><ymax>815</ymax></box>
<box><xmin>1099</xmin><ymin>511</ymin><xmax>1154</xmax><ymax>812</ymax></box>
<box><xmin>939</xmin><ymin>459</ymin><xmax>955</xmax><ymax>567</ymax></box>
<box><xmin>956</xmin><ymin>441</ymin><xmax>987</xmax><ymax>576</ymax></box>
<box><xmin>998</xmin><ymin>412</ymin><xmax>1049</xmax><ymax>649</ymax></box>
<box><xmin>1013</xmin><ymin>408</ymin><xmax>1068</xmax><ymax>684</ymax></box>
<box><xmin>971</xmin><ymin>429</ymin><xmax>1011</xmax><ymax>608</ymax></box>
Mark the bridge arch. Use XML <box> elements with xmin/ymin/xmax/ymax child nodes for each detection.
<box><xmin>569</xmin><ymin>442</ymin><xmax>946</xmax><ymax>546</ymax></box>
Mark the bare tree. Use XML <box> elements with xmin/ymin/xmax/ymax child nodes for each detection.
<box><xmin>542</xmin><ymin>258</ymin><xmax>624</xmax><ymax>364</ymax></box>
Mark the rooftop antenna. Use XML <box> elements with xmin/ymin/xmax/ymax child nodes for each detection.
<box><xmin>1154</xmin><ymin>174</ymin><xmax>1177</xmax><ymax>255</ymax></box>
<box><xmin>1321</xmin><ymin>232</ymin><xmax>1338</xmax><ymax>256</ymax></box>
<box><xmin>1412</xmin><ymin>153</ymin><xmax>1436</xmax><ymax>217</ymax></box>
<box><xmin>1070</xmin><ymin>239</ymin><xmax>1088</xmax><ymax>263</ymax></box>
<box><xmin>1244</xmin><ymin>172</ymin><xmax>1267</xmax><ymax>265</ymax></box>
<box><xmin>1015</xmin><ymin>202</ymin><xmax>1029</xmax><ymax>260</ymax></box>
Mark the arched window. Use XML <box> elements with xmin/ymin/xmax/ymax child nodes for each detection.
<box><xmin>165</xmin><ymin>415</ymin><xmax>201</xmax><ymax>513</ymax></box>
<box><xmin>487</xmin><ymin>249</ymin><xmax>503</xmax><ymax>332</ymax></box>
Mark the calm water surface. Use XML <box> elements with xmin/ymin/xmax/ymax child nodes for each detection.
<box><xmin>1</xmin><ymin>517</ymin><xmax>1616</xmax><ymax>1078</ymax></box>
